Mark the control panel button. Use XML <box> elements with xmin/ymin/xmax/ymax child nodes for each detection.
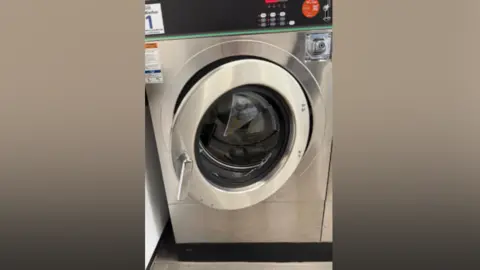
<box><xmin>270</xmin><ymin>23</ymin><xmax>276</xmax><ymax>26</ymax></box>
<box><xmin>270</xmin><ymin>12</ymin><xmax>276</xmax><ymax>17</ymax></box>
<box><xmin>260</xmin><ymin>13</ymin><xmax>267</xmax><ymax>18</ymax></box>
<box><xmin>260</xmin><ymin>23</ymin><xmax>267</xmax><ymax>27</ymax></box>
<box><xmin>280</xmin><ymin>11</ymin><xmax>286</xmax><ymax>17</ymax></box>
<box><xmin>289</xmin><ymin>20</ymin><xmax>295</xmax><ymax>26</ymax></box>
<box><xmin>280</xmin><ymin>21</ymin><xmax>286</xmax><ymax>26</ymax></box>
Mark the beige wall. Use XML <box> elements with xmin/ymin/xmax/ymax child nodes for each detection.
<box><xmin>0</xmin><ymin>0</ymin><xmax>145</xmax><ymax>268</ymax></box>
<box><xmin>333</xmin><ymin>1</ymin><xmax>480</xmax><ymax>264</ymax></box>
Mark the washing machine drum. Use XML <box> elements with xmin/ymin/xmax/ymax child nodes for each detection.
<box><xmin>170</xmin><ymin>58</ymin><xmax>312</xmax><ymax>210</ymax></box>
<box><xmin>196</xmin><ymin>85</ymin><xmax>291</xmax><ymax>189</ymax></box>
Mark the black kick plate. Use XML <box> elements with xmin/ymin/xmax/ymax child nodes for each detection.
<box><xmin>176</xmin><ymin>242</ymin><xmax>333</xmax><ymax>262</ymax></box>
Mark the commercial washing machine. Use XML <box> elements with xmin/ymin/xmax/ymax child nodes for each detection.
<box><xmin>145</xmin><ymin>0</ymin><xmax>333</xmax><ymax>262</ymax></box>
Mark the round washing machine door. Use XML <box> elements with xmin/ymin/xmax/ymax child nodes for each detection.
<box><xmin>170</xmin><ymin>58</ymin><xmax>311</xmax><ymax>210</ymax></box>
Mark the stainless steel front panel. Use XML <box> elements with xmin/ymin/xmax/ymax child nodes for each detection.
<box><xmin>321</xmin><ymin>161</ymin><xmax>333</xmax><ymax>243</ymax></box>
<box><xmin>169</xmin><ymin>202</ymin><xmax>324</xmax><ymax>243</ymax></box>
<box><xmin>147</xmin><ymin>30</ymin><xmax>332</xmax><ymax>243</ymax></box>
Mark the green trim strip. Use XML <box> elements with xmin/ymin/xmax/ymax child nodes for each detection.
<box><xmin>145</xmin><ymin>26</ymin><xmax>332</xmax><ymax>41</ymax></box>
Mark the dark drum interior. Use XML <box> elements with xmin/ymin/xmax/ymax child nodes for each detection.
<box><xmin>195</xmin><ymin>84</ymin><xmax>291</xmax><ymax>189</ymax></box>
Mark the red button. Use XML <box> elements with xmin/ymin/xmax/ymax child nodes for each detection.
<box><xmin>302</xmin><ymin>0</ymin><xmax>320</xmax><ymax>18</ymax></box>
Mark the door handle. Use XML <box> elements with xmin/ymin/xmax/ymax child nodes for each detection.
<box><xmin>177</xmin><ymin>153</ymin><xmax>192</xmax><ymax>201</ymax></box>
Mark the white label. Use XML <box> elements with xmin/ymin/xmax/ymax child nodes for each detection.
<box><xmin>145</xmin><ymin>42</ymin><xmax>163</xmax><ymax>84</ymax></box>
<box><xmin>145</xmin><ymin>4</ymin><xmax>165</xmax><ymax>35</ymax></box>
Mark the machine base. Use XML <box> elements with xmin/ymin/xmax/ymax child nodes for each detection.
<box><xmin>176</xmin><ymin>242</ymin><xmax>332</xmax><ymax>262</ymax></box>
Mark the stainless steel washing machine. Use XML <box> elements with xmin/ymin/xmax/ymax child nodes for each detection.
<box><xmin>145</xmin><ymin>0</ymin><xmax>332</xmax><ymax>262</ymax></box>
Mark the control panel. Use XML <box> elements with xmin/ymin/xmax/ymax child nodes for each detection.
<box><xmin>145</xmin><ymin>0</ymin><xmax>332</xmax><ymax>38</ymax></box>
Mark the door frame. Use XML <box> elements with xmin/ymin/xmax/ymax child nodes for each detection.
<box><xmin>170</xmin><ymin>58</ymin><xmax>311</xmax><ymax>210</ymax></box>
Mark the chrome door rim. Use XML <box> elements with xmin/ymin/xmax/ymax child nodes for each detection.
<box><xmin>198</xmin><ymin>142</ymin><xmax>269</xmax><ymax>170</ymax></box>
<box><xmin>170</xmin><ymin>59</ymin><xmax>311</xmax><ymax>210</ymax></box>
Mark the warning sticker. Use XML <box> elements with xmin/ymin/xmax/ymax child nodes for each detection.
<box><xmin>145</xmin><ymin>42</ymin><xmax>163</xmax><ymax>84</ymax></box>
<box><xmin>145</xmin><ymin>3</ymin><xmax>165</xmax><ymax>35</ymax></box>
<box><xmin>302</xmin><ymin>0</ymin><xmax>320</xmax><ymax>18</ymax></box>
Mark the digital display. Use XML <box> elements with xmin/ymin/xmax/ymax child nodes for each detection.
<box><xmin>266</xmin><ymin>0</ymin><xmax>289</xmax><ymax>3</ymax></box>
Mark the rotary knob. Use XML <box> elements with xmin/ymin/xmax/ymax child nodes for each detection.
<box><xmin>313</xmin><ymin>39</ymin><xmax>327</xmax><ymax>54</ymax></box>
<box><xmin>305</xmin><ymin>33</ymin><xmax>332</xmax><ymax>61</ymax></box>
<box><xmin>307</xmin><ymin>38</ymin><xmax>327</xmax><ymax>56</ymax></box>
